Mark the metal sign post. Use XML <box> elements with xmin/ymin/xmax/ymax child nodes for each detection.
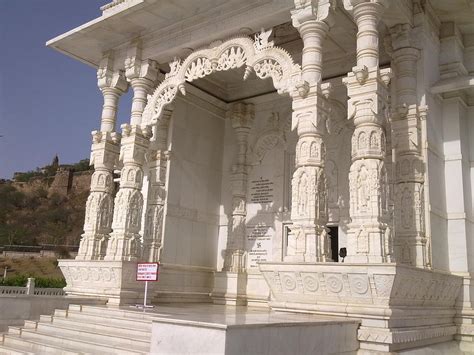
<box><xmin>143</xmin><ymin>280</ymin><xmax>149</xmax><ymax>308</ymax></box>
<box><xmin>135</xmin><ymin>262</ymin><xmax>159</xmax><ymax>309</ymax></box>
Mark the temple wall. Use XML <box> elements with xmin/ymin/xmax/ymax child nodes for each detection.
<box><xmin>244</xmin><ymin>95</ymin><xmax>293</xmax><ymax>270</ymax></box>
<box><xmin>216</xmin><ymin>94</ymin><xmax>294</xmax><ymax>272</ymax></box>
<box><xmin>443</xmin><ymin>99</ymin><xmax>472</xmax><ymax>273</ymax></box>
<box><xmin>417</xmin><ymin>18</ymin><xmax>450</xmax><ymax>270</ymax></box>
<box><xmin>214</xmin><ymin>82</ymin><xmax>351</xmax><ymax>301</ymax></box>
<box><xmin>161</xmin><ymin>93</ymin><xmax>225</xmax><ymax>269</ymax></box>
<box><xmin>469</xmin><ymin>105</ymin><xmax>474</xmax><ymax>264</ymax></box>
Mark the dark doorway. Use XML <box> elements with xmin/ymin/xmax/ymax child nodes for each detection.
<box><xmin>328</xmin><ymin>226</ymin><xmax>338</xmax><ymax>262</ymax></box>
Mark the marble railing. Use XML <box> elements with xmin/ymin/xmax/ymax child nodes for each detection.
<box><xmin>0</xmin><ymin>277</ymin><xmax>65</xmax><ymax>296</ymax></box>
<box><xmin>0</xmin><ymin>286</ymin><xmax>26</xmax><ymax>295</ymax></box>
<box><xmin>0</xmin><ymin>286</ymin><xmax>65</xmax><ymax>296</ymax></box>
<box><xmin>33</xmin><ymin>288</ymin><xmax>65</xmax><ymax>296</ymax></box>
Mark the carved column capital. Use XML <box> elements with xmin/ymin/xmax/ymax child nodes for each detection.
<box><xmin>96</xmin><ymin>53</ymin><xmax>128</xmax><ymax>132</ymax></box>
<box><xmin>125</xmin><ymin>38</ymin><xmax>160</xmax><ymax>82</ymax></box>
<box><xmin>343</xmin><ymin>0</ymin><xmax>390</xmax><ymax>12</ymax></box>
<box><xmin>97</xmin><ymin>53</ymin><xmax>128</xmax><ymax>92</ymax></box>
<box><xmin>124</xmin><ymin>39</ymin><xmax>160</xmax><ymax>125</ymax></box>
<box><xmin>230</xmin><ymin>102</ymin><xmax>254</xmax><ymax>130</ymax></box>
<box><xmin>291</xmin><ymin>0</ymin><xmax>336</xmax><ymax>28</ymax></box>
<box><xmin>388</xmin><ymin>23</ymin><xmax>419</xmax><ymax>52</ymax></box>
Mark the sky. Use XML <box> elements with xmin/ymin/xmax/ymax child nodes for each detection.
<box><xmin>0</xmin><ymin>1</ymin><xmax>133</xmax><ymax>179</ymax></box>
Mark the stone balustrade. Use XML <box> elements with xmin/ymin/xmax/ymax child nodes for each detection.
<box><xmin>0</xmin><ymin>278</ymin><xmax>65</xmax><ymax>297</ymax></box>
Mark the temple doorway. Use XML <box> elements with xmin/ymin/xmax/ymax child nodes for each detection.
<box><xmin>328</xmin><ymin>226</ymin><xmax>338</xmax><ymax>262</ymax></box>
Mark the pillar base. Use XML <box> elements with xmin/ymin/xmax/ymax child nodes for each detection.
<box><xmin>259</xmin><ymin>262</ymin><xmax>464</xmax><ymax>353</ymax></box>
<box><xmin>59</xmin><ymin>259</ymin><xmax>148</xmax><ymax>305</ymax></box>
<box><xmin>455</xmin><ymin>273</ymin><xmax>474</xmax><ymax>350</ymax></box>
<box><xmin>211</xmin><ymin>271</ymin><xmax>248</xmax><ymax>305</ymax></box>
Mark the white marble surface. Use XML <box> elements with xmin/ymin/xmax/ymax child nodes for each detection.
<box><xmin>146</xmin><ymin>304</ymin><xmax>359</xmax><ymax>355</ymax></box>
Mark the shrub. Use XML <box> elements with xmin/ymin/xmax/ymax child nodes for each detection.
<box><xmin>34</xmin><ymin>276</ymin><xmax>66</xmax><ymax>288</ymax></box>
<box><xmin>0</xmin><ymin>274</ymin><xmax>28</xmax><ymax>286</ymax></box>
<box><xmin>0</xmin><ymin>274</ymin><xmax>66</xmax><ymax>288</ymax></box>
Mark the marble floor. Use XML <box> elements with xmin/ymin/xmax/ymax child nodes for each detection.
<box><xmin>135</xmin><ymin>304</ymin><xmax>360</xmax><ymax>354</ymax></box>
<box><xmin>115</xmin><ymin>303</ymin><xmax>360</xmax><ymax>328</ymax></box>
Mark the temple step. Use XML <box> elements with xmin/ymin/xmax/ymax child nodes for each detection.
<box><xmin>0</xmin><ymin>304</ymin><xmax>152</xmax><ymax>354</ymax></box>
<box><xmin>1</xmin><ymin>334</ymin><xmax>81</xmax><ymax>355</ymax></box>
<box><xmin>52</xmin><ymin>308</ymin><xmax>154</xmax><ymax>331</ymax></box>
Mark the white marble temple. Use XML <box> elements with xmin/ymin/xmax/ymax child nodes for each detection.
<box><xmin>42</xmin><ymin>0</ymin><xmax>474</xmax><ymax>353</ymax></box>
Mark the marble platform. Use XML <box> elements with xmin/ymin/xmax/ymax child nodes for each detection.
<box><xmin>147</xmin><ymin>304</ymin><xmax>360</xmax><ymax>354</ymax></box>
<box><xmin>0</xmin><ymin>303</ymin><xmax>360</xmax><ymax>354</ymax></box>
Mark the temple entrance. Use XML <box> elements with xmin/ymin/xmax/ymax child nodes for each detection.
<box><xmin>328</xmin><ymin>226</ymin><xmax>338</xmax><ymax>262</ymax></box>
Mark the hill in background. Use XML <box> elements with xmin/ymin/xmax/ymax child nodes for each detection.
<box><xmin>0</xmin><ymin>157</ymin><xmax>92</xmax><ymax>249</ymax></box>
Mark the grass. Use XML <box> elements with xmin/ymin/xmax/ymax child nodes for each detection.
<box><xmin>0</xmin><ymin>257</ymin><xmax>64</xmax><ymax>279</ymax></box>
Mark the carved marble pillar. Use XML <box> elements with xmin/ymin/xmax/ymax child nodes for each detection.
<box><xmin>285</xmin><ymin>0</ymin><xmax>334</xmax><ymax>262</ymax></box>
<box><xmin>125</xmin><ymin>40</ymin><xmax>159</xmax><ymax>125</ymax></box>
<box><xmin>76</xmin><ymin>54</ymin><xmax>127</xmax><ymax>261</ymax></box>
<box><xmin>104</xmin><ymin>124</ymin><xmax>152</xmax><ymax>261</ymax></box>
<box><xmin>143</xmin><ymin>107</ymin><xmax>172</xmax><ymax>262</ymax></box>
<box><xmin>388</xmin><ymin>24</ymin><xmax>429</xmax><ymax>268</ymax></box>
<box><xmin>104</xmin><ymin>45</ymin><xmax>158</xmax><ymax>261</ymax></box>
<box><xmin>223</xmin><ymin>103</ymin><xmax>254</xmax><ymax>273</ymax></box>
<box><xmin>343</xmin><ymin>0</ymin><xmax>392</xmax><ymax>263</ymax></box>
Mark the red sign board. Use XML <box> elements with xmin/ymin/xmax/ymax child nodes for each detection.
<box><xmin>136</xmin><ymin>262</ymin><xmax>159</xmax><ymax>281</ymax></box>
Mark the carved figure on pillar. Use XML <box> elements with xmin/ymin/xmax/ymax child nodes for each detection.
<box><xmin>286</xmin><ymin>0</ymin><xmax>335</xmax><ymax>262</ymax></box>
<box><xmin>387</xmin><ymin>24</ymin><xmax>429</xmax><ymax>268</ymax></box>
<box><xmin>76</xmin><ymin>52</ymin><xmax>128</xmax><ymax>261</ymax></box>
<box><xmin>143</xmin><ymin>107</ymin><xmax>172</xmax><ymax>262</ymax></box>
<box><xmin>343</xmin><ymin>0</ymin><xmax>392</xmax><ymax>263</ymax></box>
<box><xmin>223</xmin><ymin>102</ymin><xmax>254</xmax><ymax>273</ymax></box>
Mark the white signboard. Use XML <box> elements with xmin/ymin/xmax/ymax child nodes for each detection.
<box><xmin>136</xmin><ymin>263</ymin><xmax>159</xmax><ymax>281</ymax></box>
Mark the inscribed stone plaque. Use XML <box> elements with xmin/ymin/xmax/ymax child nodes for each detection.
<box><xmin>246</xmin><ymin>224</ymin><xmax>273</xmax><ymax>269</ymax></box>
<box><xmin>250</xmin><ymin>177</ymin><xmax>274</xmax><ymax>204</ymax></box>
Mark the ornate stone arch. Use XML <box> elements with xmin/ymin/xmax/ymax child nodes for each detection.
<box><xmin>142</xmin><ymin>30</ymin><xmax>304</xmax><ymax>126</ymax></box>
<box><xmin>249</xmin><ymin>130</ymin><xmax>286</xmax><ymax>165</ymax></box>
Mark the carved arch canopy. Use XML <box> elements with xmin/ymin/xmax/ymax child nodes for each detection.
<box><xmin>142</xmin><ymin>31</ymin><xmax>304</xmax><ymax>126</ymax></box>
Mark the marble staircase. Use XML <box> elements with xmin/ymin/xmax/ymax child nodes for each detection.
<box><xmin>0</xmin><ymin>303</ymin><xmax>362</xmax><ymax>355</ymax></box>
<box><xmin>0</xmin><ymin>304</ymin><xmax>153</xmax><ymax>354</ymax></box>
